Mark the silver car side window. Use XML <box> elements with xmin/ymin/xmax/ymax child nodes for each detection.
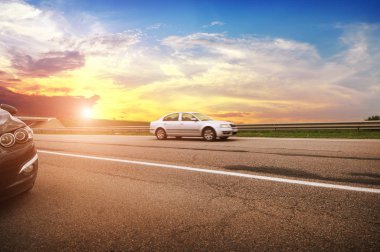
<box><xmin>182</xmin><ymin>113</ymin><xmax>195</xmax><ymax>121</ymax></box>
<box><xmin>163</xmin><ymin>113</ymin><xmax>179</xmax><ymax>121</ymax></box>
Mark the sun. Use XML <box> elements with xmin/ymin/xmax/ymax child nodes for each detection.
<box><xmin>82</xmin><ymin>108</ymin><xmax>93</xmax><ymax>118</ymax></box>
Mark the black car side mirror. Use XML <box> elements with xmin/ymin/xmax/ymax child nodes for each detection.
<box><xmin>0</xmin><ymin>104</ymin><xmax>18</xmax><ymax>115</ymax></box>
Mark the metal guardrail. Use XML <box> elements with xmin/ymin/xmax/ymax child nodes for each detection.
<box><xmin>31</xmin><ymin>121</ymin><xmax>380</xmax><ymax>134</ymax></box>
<box><xmin>32</xmin><ymin>126</ymin><xmax>149</xmax><ymax>134</ymax></box>
<box><xmin>236</xmin><ymin>121</ymin><xmax>380</xmax><ymax>131</ymax></box>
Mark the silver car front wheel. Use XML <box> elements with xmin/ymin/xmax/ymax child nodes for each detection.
<box><xmin>202</xmin><ymin>128</ymin><xmax>216</xmax><ymax>141</ymax></box>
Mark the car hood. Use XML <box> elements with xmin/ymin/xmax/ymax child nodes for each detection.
<box><xmin>0</xmin><ymin>109</ymin><xmax>26</xmax><ymax>133</ymax></box>
<box><xmin>210</xmin><ymin>120</ymin><xmax>235</xmax><ymax>125</ymax></box>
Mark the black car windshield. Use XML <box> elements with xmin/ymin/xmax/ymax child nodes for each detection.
<box><xmin>193</xmin><ymin>113</ymin><xmax>213</xmax><ymax>121</ymax></box>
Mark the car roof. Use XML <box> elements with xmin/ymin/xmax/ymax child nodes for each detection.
<box><xmin>160</xmin><ymin>112</ymin><xmax>200</xmax><ymax>119</ymax></box>
<box><xmin>166</xmin><ymin>112</ymin><xmax>199</xmax><ymax>114</ymax></box>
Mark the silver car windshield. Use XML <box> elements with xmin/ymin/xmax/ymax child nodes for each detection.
<box><xmin>193</xmin><ymin>113</ymin><xmax>213</xmax><ymax>121</ymax></box>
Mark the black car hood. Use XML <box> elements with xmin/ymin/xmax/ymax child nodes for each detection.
<box><xmin>0</xmin><ymin>109</ymin><xmax>26</xmax><ymax>133</ymax></box>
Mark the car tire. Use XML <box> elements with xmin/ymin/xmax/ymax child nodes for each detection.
<box><xmin>220</xmin><ymin>136</ymin><xmax>229</xmax><ymax>140</ymax></box>
<box><xmin>155</xmin><ymin>128</ymin><xmax>167</xmax><ymax>140</ymax></box>
<box><xmin>202</xmin><ymin>127</ymin><xmax>216</xmax><ymax>141</ymax></box>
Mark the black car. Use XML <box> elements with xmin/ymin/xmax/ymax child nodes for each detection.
<box><xmin>0</xmin><ymin>104</ymin><xmax>38</xmax><ymax>201</ymax></box>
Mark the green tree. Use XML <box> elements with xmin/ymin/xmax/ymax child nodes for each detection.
<box><xmin>366</xmin><ymin>115</ymin><xmax>380</xmax><ymax>121</ymax></box>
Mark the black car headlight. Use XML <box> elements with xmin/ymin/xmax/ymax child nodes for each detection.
<box><xmin>0</xmin><ymin>133</ymin><xmax>15</xmax><ymax>147</ymax></box>
<box><xmin>14</xmin><ymin>127</ymin><xmax>33</xmax><ymax>143</ymax></box>
<box><xmin>0</xmin><ymin>126</ymin><xmax>33</xmax><ymax>148</ymax></box>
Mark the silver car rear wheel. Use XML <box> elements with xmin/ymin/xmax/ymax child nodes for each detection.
<box><xmin>202</xmin><ymin>128</ymin><xmax>216</xmax><ymax>141</ymax></box>
<box><xmin>155</xmin><ymin>128</ymin><xmax>167</xmax><ymax>140</ymax></box>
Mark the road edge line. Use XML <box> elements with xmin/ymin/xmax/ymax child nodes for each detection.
<box><xmin>38</xmin><ymin>150</ymin><xmax>380</xmax><ymax>194</ymax></box>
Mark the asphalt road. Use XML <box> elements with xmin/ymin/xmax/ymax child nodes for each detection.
<box><xmin>1</xmin><ymin>135</ymin><xmax>380</xmax><ymax>251</ymax></box>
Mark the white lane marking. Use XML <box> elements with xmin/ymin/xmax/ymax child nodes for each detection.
<box><xmin>38</xmin><ymin>150</ymin><xmax>380</xmax><ymax>194</ymax></box>
<box><xmin>34</xmin><ymin>134</ymin><xmax>380</xmax><ymax>143</ymax></box>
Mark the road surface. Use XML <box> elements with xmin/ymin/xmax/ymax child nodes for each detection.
<box><xmin>1</xmin><ymin>135</ymin><xmax>380</xmax><ymax>251</ymax></box>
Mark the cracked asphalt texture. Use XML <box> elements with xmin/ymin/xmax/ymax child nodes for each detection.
<box><xmin>1</xmin><ymin>135</ymin><xmax>379</xmax><ymax>251</ymax></box>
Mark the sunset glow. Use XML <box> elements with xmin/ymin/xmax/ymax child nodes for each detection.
<box><xmin>0</xmin><ymin>0</ymin><xmax>379</xmax><ymax>123</ymax></box>
<box><xmin>82</xmin><ymin>108</ymin><xmax>93</xmax><ymax>119</ymax></box>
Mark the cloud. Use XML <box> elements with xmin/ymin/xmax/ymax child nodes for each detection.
<box><xmin>0</xmin><ymin>70</ymin><xmax>22</xmax><ymax>86</ymax></box>
<box><xmin>210</xmin><ymin>112</ymin><xmax>250</xmax><ymax>118</ymax></box>
<box><xmin>211</xmin><ymin>21</ymin><xmax>225</xmax><ymax>26</ymax></box>
<box><xmin>75</xmin><ymin>30</ymin><xmax>142</xmax><ymax>55</ymax></box>
<box><xmin>0</xmin><ymin>0</ymin><xmax>92</xmax><ymax>79</ymax></box>
<box><xmin>0</xmin><ymin>86</ymin><xmax>99</xmax><ymax>118</ymax></box>
<box><xmin>6</xmin><ymin>78</ymin><xmax>21</xmax><ymax>82</ymax></box>
<box><xmin>11</xmin><ymin>51</ymin><xmax>85</xmax><ymax>77</ymax></box>
<box><xmin>0</xmin><ymin>0</ymin><xmax>66</xmax><ymax>41</ymax></box>
<box><xmin>154</xmin><ymin>27</ymin><xmax>380</xmax><ymax>122</ymax></box>
<box><xmin>146</xmin><ymin>23</ymin><xmax>162</xmax><ymax>30</ymax></box>
<box><xmin>203</xmin><ymin>21</ymin><xmax>225</xmax><ymax>28</ymax></box>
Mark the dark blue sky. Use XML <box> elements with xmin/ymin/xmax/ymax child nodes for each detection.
<box><xmin>28</xmin><ymin>0</ymin><xmax>380</xmax><ymax>56</ymax></box>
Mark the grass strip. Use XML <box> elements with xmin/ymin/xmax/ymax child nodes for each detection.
<box><xmin>236</xmin><ymin>129</ymin><xmax>380</xmax><ymax>139</ymax></box>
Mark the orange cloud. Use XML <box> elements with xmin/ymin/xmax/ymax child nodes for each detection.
<box><xmin>12</xmin><ymin>51</ymin><xmax>85</xmax><ymax>77</ymax></box>
<box><xmin>0</xmin><ymin>86</ymin><xmax>99</xmax><ymax>118</ymax></box>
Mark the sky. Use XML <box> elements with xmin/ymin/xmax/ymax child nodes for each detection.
<box><xmin>0</xmin><ymin>0</ymin><xmax>379</xmax><ymax>122</ymax></box>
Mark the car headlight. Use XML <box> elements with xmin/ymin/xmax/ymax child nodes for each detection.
<box><xmin>220</xmin><ymin>124</ymin><xmax>231</xmax><ymax>128</ymax></box>
<box><xmin>15</xmin><ymin>127</ymin><xmax>33</xmax><ymax>143</ymax></box>
<box><xmin>0</xmin><ymin>126</ymin><xmax>33</xmax><ymax>148</ymax></box>
<box><xmin>0</xmin><ymin>133</ymin><xmax>15</xmax><ymax>147</ymax></box>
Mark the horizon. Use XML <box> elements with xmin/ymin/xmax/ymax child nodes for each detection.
<box><xmin>0</xmin><ymin>0</ymin><xmax>379</xmax><ymax>123</ymax></box>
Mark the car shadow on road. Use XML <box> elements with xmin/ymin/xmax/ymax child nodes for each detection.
<box><xmin>224</xmin><ymin>165</ymin><xmax>380</xmax><ymax>186</ymax></box>
<box><xmin>0</xmin><ymin>191</ymin><xmax>33</xmax><ymax>212</ymax></box>
<box><xmin>350</xmin><ymin>172</ymin><xmax>380</xmax><ymax>179</ymax></box>
<box><xmin>155</xmin><ymin>138</ymin><xmax>240</xmax><ymax>142</ymax></box>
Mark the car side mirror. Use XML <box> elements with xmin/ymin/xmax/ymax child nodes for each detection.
<box><xmin>0</xmin><ymin>104</ymin><xmax>18</xmax><ymax>115</ymax></box>
<box><xmin>191</xmin><ymin>118</ymin><xmax>198</xmax><ymax>121</ymax></box>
